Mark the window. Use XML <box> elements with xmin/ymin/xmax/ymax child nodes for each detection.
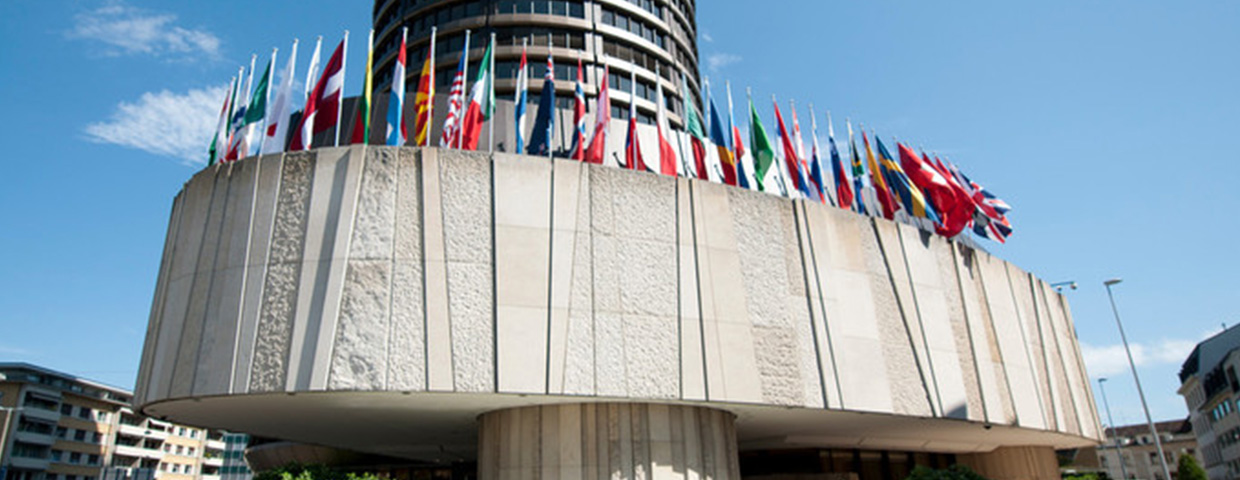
<box><xmin>70</xmin><ymin>452</ymin><xmax>82</xmax><ymax>464</ymax></box>
<box><xmin>56</xmin><ymin>426</ymin><xmax>67</xmax><ymax>438</ymax></box>
<box><xmin>190</xmin><ymin>430</ymin><xmax>199</xmax><ymax>439</ymax></box>
<box><xmin>77</xmin><ymin>406</ymin><xmax>90</xmax><ymax>419</ymax></box>
<box><xmin>92</xmin><ymin>432</ymin><xmax>102</xmax><ymax>443</ymax></box>
<box><xmin>187</xmin><ymin>447</ymin><xmax>195</xmax><ymax>456</ymax></box>
<box><xmin>74</xmin><ymin>430</ymin><xmax>87</xmax><ymax>442</ymax></box>
<box><xmin>60</xmin><ymin>404</ymin><xmax>74</xmax><ymax>415</ymax></box>
<box><xmin>88</xmin><ymin>454</ymin><xmax>99</xmax><ymax>465</ymax></box>
<box><xmin>176</xmin><ymin>445</ymin><xmax>185</xmax><ymax>455</ymax></box>
<box><xmin>95</xmin><ymin>411</ymin><xmax>109</xmax><ymax>423</ymax></box>
<box><xmin>51</xmin><ymin>450</ymin><xmax>63</xmax><ymax>462</ymax></box>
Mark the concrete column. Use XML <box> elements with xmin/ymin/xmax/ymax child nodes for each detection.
<box><xmin>957</xmin><ymin>446</ymin><xmax>1061</xmax><ymax>480</ymax></box>
<box><xmin>478</xmin><ymin>403</ymin><xmax>740</xmax><ymax>480</ymax></box>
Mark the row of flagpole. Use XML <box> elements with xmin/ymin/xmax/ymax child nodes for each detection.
<box><xmin>207</xmin><ymin>27</ymin><xmax>1013</xmax><ymax>244</ymax></box>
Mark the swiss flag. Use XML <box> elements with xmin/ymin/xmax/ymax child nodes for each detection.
<box><xmin>897</xmin><ymin>143</ymin><xmax>964</xmax><ymax>237</ymax></box>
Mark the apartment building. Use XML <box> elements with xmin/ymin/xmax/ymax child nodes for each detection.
<box><xmin>0</xmin><ymin>363</ymin><xmax>242</xmax><ymax>480</ymax></box>
<box><xmin>1095</xmin><ymin>419</ymin><xmax>1199</xmax><ymax>480</ymax></box>
<box><xmin>1179</xmin><ymin>325</ymin><xmax>1240</xmax><ymax>480</ymax></box>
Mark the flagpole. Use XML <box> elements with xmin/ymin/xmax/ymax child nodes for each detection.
<box><xmin>489</xmin><ymin>31</ymin><xmax>496</xmax><ymax>153</ymax></box>
<box><xmin>672</xmin><ymin>71</ymin><xmax>691</xmax><ymax>177</ymax></box>
<box><xmin>257</xmin><ymin>47</ymin><xmax>277</xmax><ymax>157</ymax></box>
<box><xmin>335</xmin><ymin>30</ymin><xmax>349</xmax><ymax>147</ymax></box>
<box><xmin>458</xmin><ymin>30</ymin><xmax>471</xmax><ymax>150</ymax></box>
<box><xmin>426</xmin><ymin>27</ymin><xmax>436</xmax><ymax>147</ymax></box>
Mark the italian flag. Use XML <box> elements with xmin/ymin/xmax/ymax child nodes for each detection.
<box><xmin>459</xmin><ymin>38</ymin><xmax>494</xmax><ymax>151</ymax></box>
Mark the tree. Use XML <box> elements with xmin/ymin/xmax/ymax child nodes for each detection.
<box><xmin>906</xmin><ymin>465</ymin><xmax>991</xmax><ymax>480</ymax></box>
<box><xmin>1178</xmin><ymin>454</ymin><xmax>1207</xmax><ymax>480</ymax></box>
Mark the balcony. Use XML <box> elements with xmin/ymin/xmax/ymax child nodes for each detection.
<box><xmin>202</xmin><ymin>457</ymin><xmax>224</xmax><ymax>467</ymax></box>
<box><xmin>12</xmin><ymin>429</ymin><xmax>56</xmax><ymax>446</ymax></box>
<box><xmin>114</xmin><ymin>444</ymin><xmax>164</xmax><ymax>460</ymax></box>
<box><xmin>9</xmin><ymin>455</ymin><xmax>51</xmax><ymax>470</ymax></box>
<box><xmin>118</xmin><ymin>423</ymin><xmax>168</xmax><ymax>440</ymax></box>
<box><xmin>205</xmin><ymin>439</ymin><xmax>225</xmax><ymax>451</ymax></box>
<box><xmin>19</xmin><ymin>406</ymin><xmax>60</xmax><ymax>423</ymax></box>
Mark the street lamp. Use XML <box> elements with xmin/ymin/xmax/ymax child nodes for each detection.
<box><xmin>1050</xmin><ymin>281</ymin><xmax>1078</xmax><ymax>292</ymax></box>
<box><xmin>1097</xmin><ymin>378</ymin><xmax>1130</xmax><ymax>480</ymax></box>
<box><xmin>1104</xmin><ymin>278</ymin><xmax>1172</xmax><ymax>480</ymax></box>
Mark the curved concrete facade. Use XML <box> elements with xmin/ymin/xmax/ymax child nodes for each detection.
<box><xmin>135</xmin><ymin>146</ymin><xmax>1100</xmax><ymax>477</ymax></box>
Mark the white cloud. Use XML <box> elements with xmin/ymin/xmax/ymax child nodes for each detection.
<box><xmin>701</xmin><ymin>31</ymin><xmax>715</xmax><ymax>43</ymax></box>
<box><xmin>67</xmin><ymin>1</ymin><xmax>221</xmax><ymax>59</ymax></box>
<box><xmin>707</xmin><ymin>53</ymin><xmax>742</xmax><ymax>72</ymax></box>
<box><xmin>1081</xmin><ymin>338</ymin><xmax>1197</xmax><ymax>378</ymax></box>
<box><xmin>85</xmin><ymin>84</ymin><xmax>227</xmax><ymax>165</ymax></box>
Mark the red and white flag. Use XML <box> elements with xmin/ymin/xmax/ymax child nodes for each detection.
<box><xmin>584</xmin><ymin>63</ymin><xmax>609</xmax><ymax>164</ymax></box>
<box><xmin>291</xmin><ymin>36</ymin><xmax>346</xmax><ymax>150</ymax></box>
<box><xmin>654</xmin><ymin>70</ymin><xmax>677</xmax><ymax>176</ymax></box>
<box><xmin>569</xmin><ymin>59</ymin><xmax>587</xmax><ymax>161</ymax></box>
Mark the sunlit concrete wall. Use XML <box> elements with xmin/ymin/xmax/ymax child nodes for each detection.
<box><xmin>135</xmin><ymin>146</ymin><xmax>1101</xmax><ymax>444</ymax></box>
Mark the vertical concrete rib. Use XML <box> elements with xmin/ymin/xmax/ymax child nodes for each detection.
<box><xmin>793</xmin><ymin>202</ymin><xmax>832</xmax><ymax>409</ymax></box>
<box><xmin>871</xmin><ymin>220</ymin><xmax>937</xmax><ymax>416</ymax></box>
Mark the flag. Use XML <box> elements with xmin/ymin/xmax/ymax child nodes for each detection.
<box><xmin>747</xmin><ymin>94</ymin><xmax>776</xmax><ymax>192</ymax></box>
<box><xmin>708</xmin><ymin>97</ymin><xmax>737</xmax><ymax>186</ymax></box>
<box><xmin>291</xmin><ymin>36</ymin><xmax>346</xmax><ymax>150</ymax></box>
<box><xmin>727</xmin><ymin>82</ymin><xmax>749</xmax><ymax>189</ymax></box>
<box><xmin>386</xmin><ymin>28</ymin><xmax>408</xmax><ymax>146</ymax></box>
<box><xmin>569</xmin><ymin>59</ymin><xmax>587</xmax><ymax>160</ymax></box>
<box><xmin>209</xmin><ymin>76</ymin><xmax>236</xmax><ymax>165</ymax></box>
<box><xmin>897</xmin><ymin>143</ymin><xmax>963</xmax><ymax>235</ymax></box>
<box><xmin>862</xmin><ymin>130</ymin><xmax>898</xmax><ymax>219</ymax></box>
<box><xmin>412</xmin><ymin>28</ymin><xmax>435</xmax><ymax>146</ymax></box>
<box><xmin>459</xmin><ymin>36</ymin><xmax>494</xmax><ymax>151</ymax></box>
<box><xmin>225</xmin><ymin>58</ymin><xmax>255</xmax><ymax>161</ymax></box>
<box><xmin>948</xmin><ymin>162</ymin><xmax>1012</xmax><ymax>242</ymax></box>
<box><xmin>681</xmin><ymin>74</ymin><xmax>708</xmax><ymax>180</ymax></box>
<box><xmin>929</xmin><ymin>154</ymin><xmax>977</xmax><ymax>238</ymax></box>
<box><xmin>827</xmin><ymin>112</ymin><xmax>852</xmax><ymax>209</ymax></box>
<box><xmin>807</xmin><ymin>105</ymin><xmax>829</xmax><ymax>204</ymax></box>
<box><xmin>875</xmin><ymin>137</ymin><xmax>939</xmax><ymax>223</ymax></box>
<box><xmin>847</xmin><ymin>120</ymin><xmax>868</xmax><ymax>215</ymax></box>
<box><xmin>351</xmin><ymin>29</ymin><xmax>376</xmax><ymax>145</ymax></box>
<box><xmin>262</xmin><ymin>40</ymin><xmax>298</xmax><ymax>154</ymax></box>
<box><xmin>654</xmin><ymin>71</ymin><xmax>677</xmax><ymax>176</ymax></box>
<box><xmin>773</xmin><ymin>100</ymin><xmax>807</xmax><ymax>197</ymax></box>
<box><xmin>513</xmin><ymin>41</ymin><xmax>529</xmax><ymax>153</ymax></box>
<box><xmin>584</xmin><ymin>63</ymin><xmax>609</xmax><ymax>164</ymax></box>
<box><xmin>291</xmin><ymin>38</ymin><xmax>323</xmax><ymax>151</ymax></box>
<box><xmin>440</xmin><ymin>31</ymin><xmax>470</xmax><ymax>148</ymax></box>
<box><xmin>527</xmin><ymin>52</ymin><xmax>556</xmax><ymax>155</ymax></box>
<box><xmin>624</xmin><ymin>70</ymin><xmax>643</xmax><ymax>171</ymax></box>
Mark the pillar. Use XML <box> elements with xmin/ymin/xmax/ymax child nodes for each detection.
<box><xmin>957</xmin><ymin>446</ymin><xmax>1061</xmax><ymax>480</ymax></box>
<box><xmin>477</xmin><ymin>403</ymin><xmax>740</xmax><ymax>480</ymax></box>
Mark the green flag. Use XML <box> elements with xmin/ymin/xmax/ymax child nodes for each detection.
<box><xmin>683</xmin><ymin>87</ymin><xmax>706</xmax><ymax>140</ymax></box>
<box><xmin>748</xmin><ymin>97</ymin><xmax>775</xmax><ymax>191</ymax></box>
<box><xmin>243</xmin><ymin>60</ymin><xmax>271</xmax><ymax>125</ymax></box>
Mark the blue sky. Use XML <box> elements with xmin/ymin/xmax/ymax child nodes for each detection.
<box><xmin>1</xmin><ymin>0</ymin><xmax>1236</xmax><ymax>428</ymax></box>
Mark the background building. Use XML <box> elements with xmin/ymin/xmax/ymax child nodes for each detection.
<box><xmin>0</xmin><ymin>364</ymin><xmax>245</xmax><ymax>480</ymax></box>
<box><xmin>1095</xmin><ymin>420</ymin><xmax>1198</xmax><ymax>480</ymax></box>
<box><xmin>1178</xmin><ymin>325</ymin><xmax>1240</xmax><ymax>480</ymax></box>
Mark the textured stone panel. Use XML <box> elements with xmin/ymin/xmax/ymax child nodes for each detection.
<box><xmin>329</xmin><ymin>146</ymin><xmax>400</xmax><ymax>390</ymax></box>
<box><xmin>1038</xmin><ymin>280</ymin><xmax>1082</xmax><ymax>435</ymax></box>
<box><xmin>233</xmin><ymin>154</ymin><xmax>284</xmax><ymax>393</ymax></box>
<box><xmin>439</xmin><ymin>150</ymin><xmax>495</xmax><ymax>392</ymax></box>
<box><xmin>951</xmin><ymin>245</ymin><xmax>1007</xmax><ymax>425</ymax></box>
<box><xmin>622</xmin><ymin>314</ymin><xmax>679</xmax><ymax>398</ymax></box>
<box><xmin>869</xmin><ymin>221</ymin><xmax>934</xmax><ymax>417</ymax></box>
<box><xmin>250</xmin><ymin>150</ymin><xmax>315</xmax><ymax>392</ymax></box>
<box><xmin>938</xmin><ymin>242</ymin><xmax>985</xmax><ymax>422</ymax></box>
<box><xmin>900</xmin><ymin>229</ymin><xmax>971</xmax><ymax>420</ymax></box>
<box><xmin>557</xmin><ymin>161</ymin><xmax>595</xmax><ymax>396</ymax></box>
<box><xmin>387</xmin><ymin>148</ymin><xmax>425</xmax><ymax>391</ymax></box>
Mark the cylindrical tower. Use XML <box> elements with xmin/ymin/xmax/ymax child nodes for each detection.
<box><xmin>371</xmin><ymin>0</ymin><xmax>700</xmax><ymax>131</ymax></box>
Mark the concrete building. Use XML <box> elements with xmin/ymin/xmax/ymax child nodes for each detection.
<box><xmin>1094</xmin><ymin>420</ymin><xmax>1198</xmax><ymax>480</ymax></box>
<box><xmin>133</xmin><ymin>146</ymin><xmax>1103</xmax><ymax>480</ymax></box>
<box><xmin>1178</xmin><ymin>325</ymin><xmax>1240</xmax><ymax>480</ymax></box>
<box><xmin>0</xmin><ymin>364</ymin><xmax>233</xmax><ymax>480</ymax></box>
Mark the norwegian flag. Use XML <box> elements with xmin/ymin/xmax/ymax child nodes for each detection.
<box><xmin>439</xmin><ymin>32</ymin><xmax>470</xmax><ymax>148</ymax></box>
<box><xmin>583</xmin><ymin>63</ymin><xmax>609</xmax><ymax>164</ymax></box>
<box><xmin>569</xmin><ymin>59</ymin><xmax>587</xmax><ymax>161</ymax></box>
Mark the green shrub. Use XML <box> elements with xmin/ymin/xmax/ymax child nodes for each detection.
<box><xmin>906</xmin><ymin>464</ymin><xmax>991</xmax><ymax>480</ymax></box>
<box><xmin>1178</xmin><ymin>454</ymin><xmax>1207</xmax><ymax>480</ymax></box>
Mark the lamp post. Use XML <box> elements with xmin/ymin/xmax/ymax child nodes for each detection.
<box><xmin>1097</xmin><ymin>378</ymin><xmax>1130</xmax><ymax>480</ymax></box>
<box><xmin>1104</xmin><ymin>278</ymin><xmax>1172</xmax><ymax>480</ymax></box>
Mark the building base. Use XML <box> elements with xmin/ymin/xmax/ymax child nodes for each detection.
<box><xmin>958</xmin><ymin>446</ymin><xmax>1060</xmax><ymax>480</ymax></box>
<box><xmin>477</xmin><ymin>403</ymin><xmax>740</xmax><ymax>480</ymax></box>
